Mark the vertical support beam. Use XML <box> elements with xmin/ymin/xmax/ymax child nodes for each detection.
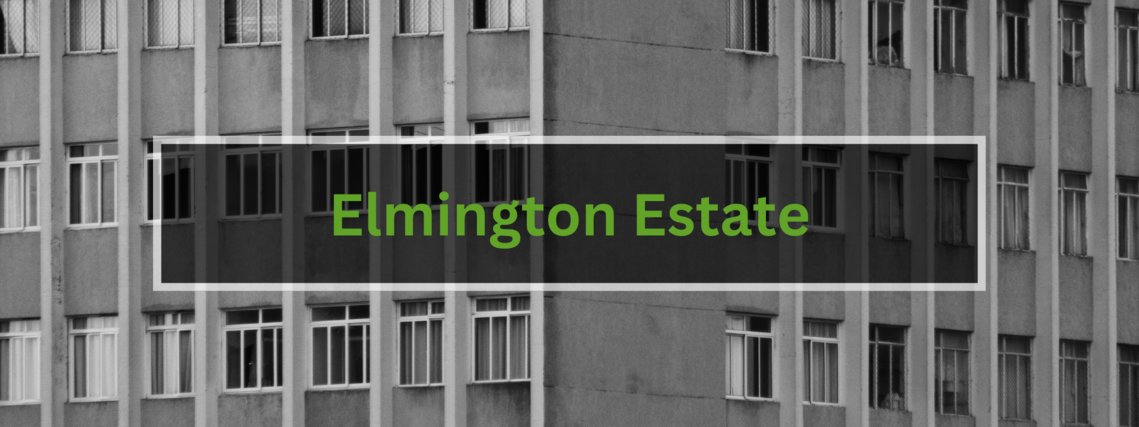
<box><xmin>1088</xmin><ymin>0</ymin><xmax>1119</xmax><ymax>425</ymax></box>
<box><xmin>1032</xmin><ymin>0</ymin><xmax>1061</xmax><ymax>425</ymax></box>
<box><xmin>443</xmin><ymin>0</ymin><xmax>470</xmax><ymax>424</ymax></box>
<box><xmin>908</xmin><ymin>5</ymin><xmax>935</xmax><ymax>424</ymax></box>
<box><xmin>193</xmin><ymin>0</ymin><xmax>221</xmax><ymax>423</ymax></box>
<box><xmin>443</xmin><ymin>292</ymin><xmax>470</xmax><ymax>427</ymax></box>
<box><xmin>527</xmin><ymin>0</ymin><xmax>545</xmax><ymax>424</ymax></box>
<box><xmin>972</xmin><ymin>0</ymin><xmax>1000</xmax><ymax>424</ymax></box>
<box><xmin>116</xmin><ymin>0</ymin><xmax>144</xmax><ymax>424</ymax></box>
<box><xmin>281</xmin><ymin>0</ymin><xmax>307</xmax><ymax>425</ymax></box>
<box><xmin>39</xmin><ymin>0</ymin><xmax>67</xmax><ymax>426</ymax></box>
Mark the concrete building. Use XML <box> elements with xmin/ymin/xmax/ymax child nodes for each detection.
<box><xmin>0</xmin><ymin>0</ymin><xmax>1135</xmax><ymax>426</ymax></box>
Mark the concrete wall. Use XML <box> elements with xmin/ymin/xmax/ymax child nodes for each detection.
<box><xmin>218</xmin><ymin>220</ymin><xmax>283</xmax><ymax>283</ymax></box>
<box><xmin>1118</xmin><ymin>260</ymin><xmax>1139</xmax><ymax>345</ymax></box>
<box><xmin>1118</xmin><ymin>93</ymin><xmax>1139</xmax><ymax>177</ymax></box>
<box><xmin>64</xmin><ymin>228</ymin><xmax>119</xmax><ymax>316</ymax></box>
<box><xmin>141</xmin><ymin>397</ymin><xmax>194</xmax><ymax>427</ymax></box>
<box><xmin>868</xmin><ymin>67</ymin><xmax>910</xmax><ymax>136</ymax></box>
<box><xmin>998</xmin><ymin>250</ymin><xmax>1036</xmax><ymax>336</ymax></box>
<box><xmin>305</xmin><ymin>389</ymin><xmax>369</xmax><ymax>427</ymax></box>
<box><xmin>141</xmin><ymin>49</ymin><xmax>195</xmax><ymax>138</ymax></box>
<box><xmin>0</xmin><ymin>403</ymin><xmax>39</xmax><ymax>427</ymax></box>
<box><xmin>1057</xmin><ymin>87</ymin><xmax>1092</xmax><ymax>172</ymax></box>
<box><xmin>304</xmin><ymin>216</ymin><xmax>369</xmax><ymax>283</ymax></box>
<box><xmin>218</xmin><ymin>47</ymin><xmax>282</xmax><ymax>135</ymax></box>
<box><xmin>468</xmin><ymin>383</ymin><xmax>529</xmax><ymax>427</ymax></box>
<box><xmin>392</xmin><ymin>387</ymin><xmax>445</xmax><ymax>427</ymax></box>
<box><xmin>934</xmin><ymin>75</ymin><xmax>974</xmax><ymax>136</ymax></box>
<box><xmin>305</xmin><ymin>40</ymin><xmax>370</xmax><ymax>130</ymax></box>
<box><xmin>393</xmin><ymin>36</ymin><xmax>444</xmax><ymax>125</ymax></box>
<box><xmin>1058</xmin><ymin>255</ymin><xmax>1093</xmax><ymax>341</ymax></box>
<box><xmin>468</xmin><ymin>32</ymin><xmax>530</xmax><ymax>121</ymax></box>
<box><xmin>218</xmin><ymin>393</ymin><xmax>282</xmax><ymax>427</ymax></box>
<box><xmin>996</xmin><ymin>80</ymin><xmax>1035</xmax><ymax>167</ymax></box>
<box><xmin>0</xmin><ymin>57</ymin><xmax>38</xmax><ymax>145</ymax></box>
<box><xmin>64</xmin><ymin>401</ymin><xmax>117</xmax><ymax>427</ymax></box>
<box><xmin>143</xmin><ymin>225</ymin><xmax>196</xmax><ymax>311</ymax></box>
<box><xmin>724</xmin><ymin>55</ymin><xmax>780</xmax><ymax>136</ymax></box>
<box><xmin>63</xmin><ymin>54</ymin><xmax>117</xmax><ymax>143</ymax></box>
<box><xmin>0</xmin><ymin>231</ymin><xmax>40</xmax><ymax>318</ymax></box>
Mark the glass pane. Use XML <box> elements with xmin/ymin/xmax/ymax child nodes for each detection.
<box><xmin>84</xmin><ymin>162</ymin><xmax>98</xmax><ymax>223</ymax></box>
<box><xmin>178</xmin><ymin>330</ymin><xmax>192</xmax><ymax>393</ymax></box>
<box><xmin>330</xmin><ymin>326</ymin><xmax>345</xmax><ymax>385</ymax></box>
<box><xmin>474</xmin><ymin>318</ymin><xmax>490</xmax><ymax>381</ymax></box>
<box><xmin>399</xmin><ymin>322</ymin><xmax>413</xmax><ymax>384</ymax></box>
<box><xmin>311</xmin><ymin>150</ymin><xmax>327</xmax><ymax>212</ymax></box>
<box><xmin>347</xmin><ymin>325</ymin><xmax>365</xmax><ymax>384</ymax></box>
<box><xmin>242</xmin><ymin>329</ymin><xmax>257</xmax><ymax>387</ymax></box>
<box><xmin>491</xmin><ymin>317</ymin><xmax>507</xmax><ymax>380</ymax></box>
<box><xmin>74</xmin><ymin>335</ymin><xmax>87</xmax><ymax>397</ymax></box>
<box><xmin>413</xmin><ymin>321</ymin><xmax>427</xmax><ymax>383</ymax></box>
<box><xmin>429</xmin><ymin>320</ymin><xmax>442</xmax><ymax>383</ymax></box>
<box><xmin>261</xmin><ymin>152</ymin><xmax>278</xmax><ymax>215</ymax></box>
<box><xmin>509</xmin><ymin>316</ymin><xmax>528</xmax><ymax>379</ymax></box>
<box><xmin>312</xmin><ymin>327</ymin><xmax>328</xmax><ymax>386</ymax></box>
<box><xmin>225</xmin><ymin>331</ymin><xmax>240</xmax><ymax>388</ymax></box>
<box><xmin>151</xmin><ymin>332</ymin><xmax>165</xmax><ymax>394</ymax></box>
<box><xmin>260</xmin><ymin>329</ymin><xmax>276</xmax><ymax>387</ymax></box>
<box><xmin>241</xmin><ymin>153</ymin><xmax>258</xmax><ymax>215</ymax></box>
<box><xmin>101</xmin><ymin>161</ymin><xmax>115</xmax><ymax>223</ymax></box>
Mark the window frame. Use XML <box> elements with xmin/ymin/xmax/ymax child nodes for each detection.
<box><xmin>1058</xmin><ymin>171</ymin><xmax>1089</xmax><ymax>257</ymax></box>
<box><xmin>222</xmin><ymin>308</ymin><xmax>283</xmax><ymax>393</ymax></box>
<box><xmin>868</xmin><ymin>0</ymin><xmax>907</xmax><ymax>68</ymax></box>
<box><xmin>802</xmin><ymin>0</ymin><xmax>840</xmax><ymax>61</ymax></box>
<box><xmin>220</xmin><ymin>135</ymin><xmax>283</xmax><ymax>220</ymax></box>
<box><xmin>0</xmin><ymin>0</ymin><xmax>41</xmax><ymax>57</ymax></box>
<box><xmin>933</xmin><ymin>0</ymin><xmax>970</xmax><ymax>75</ymax></box>
<box><xmin>998</xmin><ymin>335</ymin><xmax>1033</xmax><ymax>420</ymax></box>
<box><xmin>802</xmin><ymin>146</ymin><xmax>843</xmax><ymax>232</ymax></box>
<box><xmin>1120</xmin><ymin>176</ymin><xmax>1139</xmax><ymax>260</ymax></box>
<box><xmin>221</xmin><ymin>0</ymin><xmax>282</xmax><ymax>46</ymax></box>
<box><xmin>144</xmin><ymin>312</ymin><xmax>195</xmax><ymax>398</ymax></box>
<box><xmin>144</xmin><ymin>0</ymin><xmax>194</xmax><ymax>49</ymax></box>
<box><xmin>397</xmin><ymin>300</ymin><xmax>445</xmax><ymax>387</ymax></box>
<box><xmin>471</xmin><ymin>295</ymin><xmax>531</xmax><ymax>384</ymax></box>
<box><xmin>802</xmin><ymin>320</ymin><xmax>840</xmax><ymax>405</ymax></box>
<box><xmin>868</xmin><ymin>152</ymin><xmax>906</xmax><ymax>239</ymax></box>
<box><xmin>997</xmin><ymin>165</ymin><xmax>1031</xmax><ymax>251</ymax></box>
<box><xmin>308</xmin><ymin>304</ymin><xmax>370</xmax><ymax>390</ymax></box>
<box><xmin>725</xmin><ymin>314</ymin><xmax>777</xmax><ymax>401</ymax></box>
<box><xmin>309</xmin><ymin>0</ymin><xmax>369</xmax><ymax>39</ymax></box>
<box><xmin>399</xmin><ymin>123</ymin><xmax>445</xmax><ymax>206</ymax></box>
<box><xmin>0</xmin><ymin>146</ymin><xmax>41</xmax><ymax>233</ymax></box>
<box><xmin>308</xmin><ymin>128</ymin><xmax>370</xmax><ymax>215</ymax></box>
<box><xmin>68</xmin><ymin>316</ymin><xmax>118</xmax><ymax>402</ymax></box>
<box><xmin>725</xmin><ymin>141</ymin><xmax>775</xmax><ymax>227</ymax></box>
<box><xmin>1058</xmin><ymin>339</ymin><xmax>1090</xmax><ymax>425</ymax></box>
<box><xmin>1058</xmin><ymin>2</ymin><xmax>1087</xmax><ymax>87</ymax></box>
<box><xmin>471</xmin><ymin>119</ymin><xmax>530</xmax><ymax>205</ymax></box>
<box><xmin>1120</xmin><ymin>344</ymin><xmax>1139</xmax><ymax>427</ymax></box>
<box><xmin>146</xmin><ymin>139</ymin><xmax>195</xmax><ymax>224</ymax></box>
<box><xmin>998</xmin><ymin>0</ymin><xmax>1031</xmax><ymax>81</ymax></box>
<box><xmin>1119</xmin><ymin>9</ymin><xmax>1139</xmax><ymax>92</ymax></box>
<box><xmin>725</xmin><ymin>0</ymin><xmax>774</xmax><ymax>55</ymax></box>
<box><xmin>66</xmin><ymin>0</ymin><xmax>117</xmax><ymax>53</ymax></box>
<box><xmin>470</xmin><ymin>0</ymin><xmax>530</xmax><ymax>32</ymax></box>
<box><xmin>934</xmin><ymin>329</ymin><xmax>971</xmax><ymax>416</ymax></box>
<box><xmin>869</xmin><ymin>324</ymin><xmax>907</xmax><ymax>411</ymax></box>
<box><xmin>935</xmin><ymin>159</ymin><xmax>971</xmax><ymax>245</ymax></box>
<box><xmin>66</xmin><ymin>142</ymin><xmax>119</xmax><ymax>228</ymax></box>
<box><xmin>396</xmin><ymin>0</ymin><xmax>444</xmax><ymax>36</ymax></box>
<box><xmin>0</xmin><ymin>319</ymin><xmax>41</xmax><ymax>405</ymax></box>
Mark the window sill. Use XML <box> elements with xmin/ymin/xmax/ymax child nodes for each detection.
<box><xmin>220</xmin><ymin>43</ymin><xmax>282</xmax><ymax>49</ymax></box>
<box><xmin>997</xmin><ymin>247</ymin><xmax>1035</xmax><ymax>254</ymax></box>
<box><xmin>0</xmin><ymin>53</ymin><xmax>39</xmax><ymax>59</ymax></box>
<box><xmin>144</xmin><ymin>45</ymin><xmax>194</xmax><ymax>51</ymax></box>
<box><xmin>470</xmin><ymin>27</ymin><xmax>530</xmax><ymax>34</ymax></box>
<box><xmin>218</xmin><ymin>215</ymin><xmax>283</xmax><ymax>222</ymax></box>
<box><xmin>65</xmin><ymin>50</ymin><xmax>118</xmax><ymax>56</ymax></box>
<box><xmin>935</xmin><ymin>71</ymin><xmax>971</xmax><ymax>77</ymax></box>
<box><xmin>0</xmin><ymin>227</ymin><xmax>41</xmax><ymax>234</ymax></box>
<box><xmin>804</xmin><ymin>57</ymin><xmax>840</xmax><ymax>63</ymax></box>
<box><xmin>221</xmin><ymin>389</ymin><xmax>282</xmax><ymax>395</ymax></box>
<box><xmin>309</xmin><ymin>35</ymin><xmax>370</xmax><ymax>42</ymax></box>
<box><xmin>395</xmin><ymin>32</ymin><xmax>444</xmax><ymax>38</ymax></box>
<box><xmin>470</xmin><ymin>379</ymin><xmax>530</xmax><ymax>385</ymax></box>
<box><xmin>143</xmin><ymin>220</ymin><xmax>196</xmax><ymax>227</ymax></box>
<box><xmin>395</xmin><ymin>383</ymin><xmax>444</xmax><ymax>389</ymax></box>
<box><xmin>309</xmin><ymin>384</ymin><xmax>370</xmax><ymax>391</ymax></box>
<box><xmin>726</xmin><ymin>396</ymin><xmax>777</xmax><ymax>402</ymax></box>
<box><xmin>0</xmin><ymin>400</ymin><xmax>40</xmax><ymax>406</ymax></box>
<box><xmin>998</xmin><ymin>77</ymin><xmax>1032</xmax><ymax>83</ymax></box>
<box><xmin>69</xmin><ymin>397</ymin><xmax>118</xmax><ymax>403</ymax></box>
<box><xmin>869</xmin><ymin>63</ymin><xmax>906</xmax><ymax>70</ymax></box>
<box><xmin>803</xmin><ymin>401</ymin><xmax>842</xmax><ymax>407</ymax></box>
<box><xmin>66</xmin><ymin>223</ymin><xmax>119</xmax><ymax>230</ymax></box>
<box><xmin>871</xmin><ymin>235</ymin><xmax>909</xmax><ymax>242</ymax></box>
<box><xmin>725</xmin><ymin>48</ymin><xmax>774</xmax><ymax>57</ymax></box>
<box><xmin>805</xmin><ymin>226</ymin><xmax>843</xmax><ymax>235</ymax></box>
<box><xmin>1119</xmin><ymin>257</ymin><xmax>1139</xmax><ymax>263</ymax></box>
<box><xmin>144</xmin><ymin>393</ymin><xmax>195</xmax><ymax>400</ymax></box>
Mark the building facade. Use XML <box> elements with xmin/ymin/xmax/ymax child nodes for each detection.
<box><xmin>0</xmin><ymin>0</ymin><xmax>1136</xmax><ymax>426</ymax></box>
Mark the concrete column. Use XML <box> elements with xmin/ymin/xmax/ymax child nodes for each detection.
<box><xmin>115</xmin><ymin>0</ymin><xmax>144</xmax><ymax>424</ymax></box>
<box><xmin>907</xmin><ymin>2</ymin><xmax>935</xmax><ymax>425</ymax></box>
<box><xmin>38</xmin><ymin>0</ymin><xmax>67</xmax><ymax>426</ymax></box>
<box><xmin>1031</xmin><ymin>0</ymin><xmax>1061</xmax><ymax>425</ymax></box>
<box><xmin>971</xmin><ymin>0</ymin><xmax>1000</xmax><ymax>425</ymax></box>
<box><xmin>1088</xmin><ymin>0</ymin><xmax>1119</xmax><ymax>424</ymax></box>
<box><xmin>443</xmin><ymin>292</ymin><xmax>470</xmax><ymax>427</ymax></box>
<box><xmin>442</xmin><ymin>0</ymin><xmax>470</xmax><ymax>424</ymax></box>
<box><xmin>281</xmin><ymin>0</ymin><xmax>308</xmax><ymax>424</ymax></box>
<box><xmin>527</xmin><ymin>0</ymin><xmax>545</xmax><ymax>424</ymax></box>
<box><xmin>193</xmin><ymin>0</ymin><xmax>221</xmax><ymax>423</ymax></box>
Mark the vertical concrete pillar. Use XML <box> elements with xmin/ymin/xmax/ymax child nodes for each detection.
<box><xmin>116</xmin><ymin>0</ymin><xmax>144</xmax><ymax>424</ymax></box>
<box><xmin>908</xmin><ymin>3</ymin><xmax>935</xmax><ymax>425</ymax></box>
<box><xmin>1088</xmin><ymin>0</ymin><xmax>1119</xmax><ymax>424</ymax></box>
<box><xmin>443</xmin><ymin>0</ymin><xmax>470</xmax><ymax>424</ymax></box>
<box><xmin>39</xmin><ymin>0</ymin><xmax>67</xmax><ymax>426</ymax></box>
<box><xmin>281</xmin><ymin>0</ymin><xmax>308</xmax><ymax>425</ymax></box>
<box><xmin>193</xmin><ymin>0</ymin><xmax>221</xmax><ymax>423</ymax></box>
<box><xmin>527</xmin><ymin>0</ymin><xmax>545</xmax><ymax>424</ymax></box>
<box><xmin>1032</xmin><ymin>0</ymin><xmax>1061</xmax><ymax>425</ymax></box>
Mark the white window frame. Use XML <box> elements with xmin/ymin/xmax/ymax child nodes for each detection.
<box><xmin>998</xmin><ymin>335</ymin><xmax>1032</xmax><ymax>420</ymax></box>
<box><xmin>869</xmin><ymin>324</ymin><xmax>907</xmax><ymax>411</ymax></box>
<box><xmin>0</xmin><ymin>0</ymin><xmax>40</xmax><ymax>57</ymax></box>
<box><xmin>802</xmin><ymin>146</ymin><xmax>842</xmax><ymax>231</ymax></box>
<box><xmin>470</xmin><ymin>0</ymin><xmax>529</xmax><ymax>32</ymax></box>
<box><xmin>802</xmin><ymin>0</ymin><xmax>839</xmax><ymax>61</ymax></box>
<box><xmin>868</xmin><ymin>0</ymin><xmax>907</xmax><ymax>68</ymax></box>
<box><xmin>397</xmin><ymin>300</ymin><xmax>445</xmax><ymax>387</ymax></box>
<box><xmin>1058</xmin><ymin>171</ymin><xmax>1089</xmax><ymax>256</ymax></box>
<box><xmin>222</xmin><ymin>308</ymin><xmax>283</xmax><ymax>392</ymax></box>
<box><xmin>220</xmin><ymin>135</ymin><xmax>282</xmax><ymax>219</ymax></box>
<box><xmin>308</xmin><ymin>304</ymin><xmax>370</xmax><ymax>389</ymax></box>
<box><xmin>1059</xmin><ymin>339</ymin><xmax>1090</xmax><ymax>425</ymax></box>
<box><xmin>998</xmin><ymin>0</ymin><xmax>1031</xmax><ymax>81</ymax></box>
<box><xmin>145</xmin><ymin>312</ymin><xmax>195</xmax><ymax>398</ymax></box>
<box><xmin>1120</xmin><ymin>344</ymin><xmax>1139</xmax><ymax>427</ymax></box>
<box><xmin>933</xmin><ymin>0</ymin><xmax>969</xmax><ymax>75</ymax></box>
<box><xmin>1119</xmin><ymin>177</ymin><xmax>1139</xmax><ymax>260</ymax></box>
<box><xmin>0</xmin><ymin>146</ymin><xmax>40</xmax><ymax>232</ymax></box>
<box><xmin>869</xmin><ymin>152</ymin><xmax>906</xmax><ymax>239</ymax></box>
<box><xmin>997</xmin><ymin>165</ymin><xmax>1031</xmax><ymax>250</ymax></box>
<box><xmin>1119</xmin><ymin>9</ymin><xmax>1139</xmax><ymax>92</ymax></box>
<box><xmin>725</xmin><ymin>141</ymin><xmax>775</xmax><ymax>227</ymax></box>
<box><xmin>935</xmin><ymin>159</ymin><xmax>971</xmax><ymax>245</ymax></box>
<box><xmin>471</xmin><ymin>295</ymin><xmax>530</xmax><ymax>383</ymax></box>
<box><xmin>471</xmin><ymin>119</ymin><xmax>530</xmax><ymax>205</ymax></box>
<box><xmin>934</xmin><ymin>329</ymin><xmax>970</xmax><ymax>415</ymax></box>
<box><xmin>309</xmin><ymin>0</ymin><xmax>369</xmax><ymax>39</ymax></box>
<box><xmin>726</xmin><ymin>0</ymin><xmax>774</xmax><ymax>55</ymax></box>
<box><xmin>1058</xmin><ymin>2</ymin><xmax>1087</xmax><ymax>86</ymax></box>
<box><xmin>66</xmin><ymin>142</ymin><xmax>119</xmax><ymax>228</ymax></box>
<box><xmin>144</xmin><ymin>0</ymin><xmax>194</xmax><ymax>49</ymax></box>
<box><xmin>725</xmin><ymin>314</ymin><xmax>776</xmax><ymax>401</ymax></box>
<box><xmin>146</xmin><ymin>139</ymin><xmax>195</xmax><ymax>224</ymax></box>
<box><xmin>222</xmin><ymin>0</ymin><xmax>282</xmax><ymax>46</ymax></box>
<box><xmin>399</xmin><ymin>123</ymin><xmax>445</xmax><ymax>206</ymax></box>
<box><xmin>802</xmin><ymin>320</ymin><xmax>840</xmax><ymax>405</ymax></box>
<box><xmin>396</xmin><ymin>0</ymin><xmax>443</xmax><ymax>36</ymax></box>
<box><xmin>68</xmin><ymin>316</ymin><xmax>118</xmax><ymax>402</ymax></box>
<box><xmin>0</xmin><ymin>319</ymin><xmax>41</xmax><ymax>405</ymax></box>
<box><xmin>308</xmin><ymin>128</ymin><xmax>369</xmax><ymax>214</ymax></box>
<box><xmin>66</xmin><ymin>0</ymin><xmax>117</xmax><ymax>53</ymax></box>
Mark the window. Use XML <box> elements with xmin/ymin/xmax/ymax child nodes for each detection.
<box><xmin>869</xmin><ymin>153</ymin><xmax>904</xmax><ymax>239</ymax></box>
<box><xmin>934</xmin><ymin>0</ymin><xmax>967</xmax><ymax>74</ymax></box>
<box><xmin>0</xmin><ymin>319</ymin><xmax>40</xmax><ymax>403</ymax></box>
<box><xmin>725</xmin><ymin>143</ymin><xmax>772</xmax><ymax>223</ymax></box>
<box><xmin>223</xmin><ymin>308</ymin><xmax>282</xmax><ymax>391</ymax></box>
<box><xmin>146</xmin><ymin>140</ymin><xmax>194</xmax><ymax>222</ymax></box>
<box><xmin>936</xmin><ymin>160</ymin><xmax>969</xmax><ymax>245</ymax></box>
<box><xmin>70</xmin><ymin>316</ymin><xmax>117</xmax><ymax>400</ymax></box>
<box><xmin>472</xmin><ymin>0</ymin><xmax>527</xmax><ymax>30</ymax></box>
<box><xmin>147</xmin><ymin>312</ymin><xmax>193</xmax><ymax>396</ymax></box>
<box><xmin>1121</xmin><ymin>345</ymin><xmax>1139</xmax><ymax>427</ymax></box>
<box><xmin>399</xmin><ymin>124</ymin><xmax>444</xmax><ymax>205</ymax></box>
<box><xmin>310</xmin><ymin>305</ymin><xmax>369</xmax><ymax>388</ymax></box>
<box><xmin>472</xmin><ymin>119</ymin><xmax>529</xmax><ymax>204</ymax></box>
<box><xmin>473</xmin><ymin>296</ymin><xmax>529</xmax><ymax>382</ymax></box>
<box><xmin>1059</xmin><ymin>340</ymin><xmax>1089</xmax><ymax>424</ymax></box>
<box><xmin>868</xmin><ymin>0</ymin><xmax>904</xmax><ymax>67</ymax></box>
<box><xmin>727</xmin><ymin>0</ymin><xmax>772</xmax><ymax>53</ymax></box>
<box><xmin>935</xmin><ymin>330</ymin><xmax>970</xmax><ymax>415</ymax></box>
<box><xmin>725</xmin><ymin>315</ymin><xmax>774</xmax><ymax>399</ymax></box>
<box><xmin>997</xmin><ymin>166</ymin><xmax>1030</xmax><ymax>250</ymax></box>
<box><xmin>309</xmin><ymin>129</ymin><xmax>368</xmax><ymax>213</ymax></box>
<box><xmin>67</xmin><ymin>142</ymin><xmax>117</xmax><ymax>226</ymax></box>
<box><xmin>68</xmin><ymin>0</ymin><xmax>116</xmax><ymax>52</ymax></box>
<box><xmin>223</xmin><ymin>0</ymin><xmax>281</xmax><ymax>45</ymax></box>
<box><xmin>802</xmin><ymin>146</ymin><xmax>840</xmax><ymax>229</ymax></box>
<box><xmin>146</xmin><ymin>0</ymin><xmax>193</xmax><ymax>48</ymax></box>
<box><xmin>802</xmin><ymin>0</ymin><xmax>837</xmax><ymax>59</ymax></box>
<box><xmin>398</xmin><ymin>301</ymin><xmax>443</xmax><ymax>386</ymax></box>
<box><xmin>998</xmin><ymin>335</ymin><xmax>1032</xmax><ymax>420</ymax></box>
<box><xmin>0</xmin><ymin>147</ymin><xmax>38</xmax><ymax>231</ymax></box>
<box><xmin>1059</xmin><ymin>3</ymin><xmax>1086</xmax><ymax>86</ymax></box>
<box><xmin>222</xmin><ymin>136</ymin><xmax>281</xmax><ymax>218</ymax></box>
<box><xmin>869</xmin><ymin>324</ymin><xmax>905</xmax><ymax>410</ymax></box>
<box><xmin>0</xmin><ymin>0</ymin><xmax>39</xmax><ymax>55</ymax></box>
<box><xmin>397</xmin><ymin>0</ymin><xmax>442</xmax><ymax>35</ymax></box>
<box><xmin>1059</xmin><ymin>172</ymin><xmax>1088</xmax><ymax>256</ymax></box>
<box><xmin>1120</xmin><ymin>177</ymin><xmax>1139</xmax><ymax>259</ymax></box>
<box><xmin>1119</xmin><ymin>10</ymin><xmax>1139</xmax><ymax>92</ymax></box>
<box><xmin>312</xmin><ymin>0</ymin><xmax>367</xmax><ymax>38</ymax></box>
<box><xmin>803</xmin><ymin>320</ymin><xmax>838</xmax><ymax>404</ymax></box>
<box><xmin>999</xmin><ymin>0</ymin><xmax>1030</xmax><ymax>80</ymax></box>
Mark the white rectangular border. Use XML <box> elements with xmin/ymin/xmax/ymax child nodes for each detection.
<box><xmin>153</xmin><ymin>135</ymin><xmax>987</xmax><ymax>292</ymax></box>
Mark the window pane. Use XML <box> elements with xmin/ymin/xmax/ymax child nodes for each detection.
<box><xmin>399</xmin><ymin>322</ymin><xmax>413</xmax><ymax>384</ymax></box>
<box><xmin>509</xmin><ymin>315</ymin><xmax>528</xmax><ymax>379</ymax></box>
<box><xmin>74</xmin><ymin>335</ymin><xmax>87</xmax><ymax>398</ymax></box>
<box><xmin>83</xmin><ymin>162</ymin><xmax>98</xmax><ymax>223</ymax></box>
<box><xmin>260</xmin><ymin>329</ymin><xmax>276</xmax><ymax>387</ymax></box>
<box><xmin>347</xmin><ymin>325</ymin><xmax>366</xmax><ymax>384</ymax></box>
<box><xmin>100</xmin><ymin>161</ymin><xmax>115</xmax><ymax>223</ymax></box>
<box><xmin>491</xmin><ymin>316</ymin><xmax>507</xmax><ymax>380</ymax></box>
<box><xmin>261</xmin><ymin>152</ymin><xmax>278</xmax><ymax>215</ymax></box>
<box><xmin>429</xmin><ymin>319</ymin><xmax>442</xmax><ymax>383</ymax></box>
<box><xmin>151</xmin><ymin>332</ymin><xmax>165</xmax><ymax>394</ymax></box>
<box><xmin>225</xmin><ymin>330</ymin><xmax>240</xmax><ymax>389</ymax></box>
<box><xmin>413</xmin><ymin>321</ymin><xmax>427</xmax><ymax>383</ymax></box>
<box><xmin>474</xmin><ymin>317</ymin><xmax>490</xmax><ymax>381</ymax></box>
<box><xmin>311</xmin><ymin>150</ymin><xmax>327</xmax><ymax>212</ymax></box>
<box><xmin>330</xmin><ymin>326</ymin><xmax>346</xmax><ymax>385</ymax></box>
<box><xmin>312</xmin><ymin>327</ymin><xmax>328</xmax><ymax>386</ymax></box>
